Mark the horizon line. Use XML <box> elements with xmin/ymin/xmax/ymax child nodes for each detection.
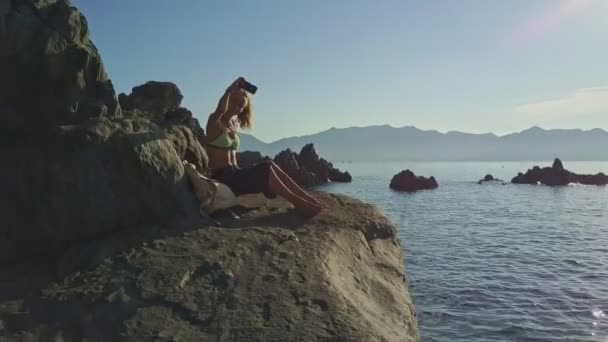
<box><xmin>246</xmin><ymin>124</ymin><xmax>608</xmax><ymax>144</ymax></box>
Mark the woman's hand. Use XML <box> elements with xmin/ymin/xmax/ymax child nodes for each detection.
<box><xmin>226</xmin><ymin>77</ymin><xmax>245</xmax><ymax>93</ymax></box>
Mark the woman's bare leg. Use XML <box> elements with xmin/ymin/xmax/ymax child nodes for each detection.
<box><xmin>268</xmin><ymin>167</ymin><xmax>322</xmax><ymax>217</ymax></box>
<box><xmin>269</xmin><ymin>161</ymin><xmax>324</xmax><ymax>207</ymax></box>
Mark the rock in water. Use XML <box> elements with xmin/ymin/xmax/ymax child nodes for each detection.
<box><xmin>512</xmin><ymin>159</ymin><xmax>608</xmax><ymax>186</ymax></box>
<box><xmin>390</xmin><ymin>170</ymin><xmax>438</xmax><ymax>192</ymax></box>
<box><xmin>0</xmin><ymin>0</ymin><xmax>121</xmax><ymax>128</ymax></box>
<box><xmin>272</xmin><ymin>144</ymin><xmax>352</xmax><ymax>186</ymax></box>
<box><xmin>477</xmin><ymin>174</ymin><xmax>503</xmax><ymax>184</ymax></box>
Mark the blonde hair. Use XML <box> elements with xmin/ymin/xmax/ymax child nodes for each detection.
<box><xmin>238</xmin><ymin>92</ymin><xmax>253</xmax><ymax>130</ymax></box>
<box><xmin>213</xmin><ymin>90</ymin><xmax>253</xmax><ymax>130</ymax></box>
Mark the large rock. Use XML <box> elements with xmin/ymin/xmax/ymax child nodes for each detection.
<box><xmin>0</xmin><ymin>118</ymin><xmax>202</xmax><ymax>262</ymax></box>
<box><xmin>390</xmin><ymin>170</ymin><xmax>438</xmax><ymax>192</ymax></box>
<box><xmin>164</xmin><ymin>124</ymin><xmax>208</xmax><ymax>171</ymax></box>
<box><xmin>272</xmin><ymin>144</ymin><xmax>352</xmax><ymax>186</ymax></box>
<box><xmin>511</xmin><ymin>158</ymin><xmax>608</xmax><ymax>186</ymax></box>
<box><xmin>164</xmin><ymin>107</ymin><xmax>205</xmax><ymax>142</ymax></box>
<box><xmin>119</xmin><ymin>81</ymin><xmax>183</xmax><ymax>121</ymax></box>
<box><xmin>119</xmin><ymin>82</ymin><xmax>207</xmax><ymax>167</ymax></box>
<box><xmin>0</xmin><ymin>0</ymin><xmax>121</xmax><ymax>128</ymax></box>
<box><xmin>0</xmin><ymin>193</ymin><xmax>421</xmax><ymax>341</ymax></box>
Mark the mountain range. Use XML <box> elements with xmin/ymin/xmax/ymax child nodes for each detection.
<box><xmin>239</xmin><ymin>125</ymin><xmax>608</xmax><ymax>161</ymax></box>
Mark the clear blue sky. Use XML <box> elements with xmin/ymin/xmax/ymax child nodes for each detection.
<box><xmin>74</xmin><ymin>0</ymin><xmax>608</xmax><ymax>142</ymax></box>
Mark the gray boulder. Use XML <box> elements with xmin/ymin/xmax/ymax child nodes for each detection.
<box><xmin>0</xmin><ymin>118</ymin><xmax>202</xmax><ymax>262</ymax></box>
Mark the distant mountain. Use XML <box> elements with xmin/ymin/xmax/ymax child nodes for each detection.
<box><xmin>239</xmin><ymin>125</ymin><xmax>608</xmax><ymax>161</ymax></box>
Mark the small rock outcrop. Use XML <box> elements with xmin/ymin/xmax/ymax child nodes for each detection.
<box><xmin>272</xmin><ymin>144</ymin><xmax>352</xmax><ymax>186</ymax></box>
<box><xmin>511</xmin><ymin>158</ymin><xmax>608</xmax><ymax>186</ymax></box>
<box><xmin>119</xmin><ymin>81</ymin><xmax>183</xmax><ymax>121</ymax></box>
<box><xmin>477</xmin><ymin>174</ymin><xmax>503</xmax><ymax>184</ymax></box>
<box><xmin>237</xmin><ymin>144</ymin><xmax>352</xmax><ymax>186</ymax></box>
<box><xmin>390</xmin><ymin>170</ymin><xmax>438</xmax><ymax>192</ymax></box>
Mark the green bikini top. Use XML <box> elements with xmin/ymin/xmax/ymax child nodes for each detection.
<box><xmin>207</xmin><ymin>131</ymin><xmax>240</xmax><ymax>150</ymax></box>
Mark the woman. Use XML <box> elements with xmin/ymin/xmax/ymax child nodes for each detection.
<box><xmin>204</xmin><ymin>77</ymin><xmax>323</xmax><ymax>217</ymax></box>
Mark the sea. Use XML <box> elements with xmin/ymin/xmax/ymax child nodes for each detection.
<box><xmin>321</xmin><ymin>161</ymin><xmax>608</xmax><ymax>342</ymax></box>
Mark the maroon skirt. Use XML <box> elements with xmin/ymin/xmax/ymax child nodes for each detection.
<box><xmin>211</xmin><ymin>161</ymin><xmax>275</xmax><ymax>197</ymax></box>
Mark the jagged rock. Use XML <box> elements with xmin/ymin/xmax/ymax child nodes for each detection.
<box><xmin>390</xmin><ymin>170</ymin><xmax>438</xmax><ymax>192</ymax></box>
<box><xmin>512</xmin><ymin>158</ymin><xmax>608</xmax><ymax>186</ymax></box>
<box><xmin>164</xmin><ymin>107</ymin><xmax>205</xmax><ymax>142</ymax></box>
<box><xmin>0</xmin><ymin>0</ymin><xmax>121</xmax><ymax>128</ymax></box>
<box><xmin>329</xmin><ymin>167</ymin><xmax>352</xmax><ymax>182</ymax></box>
<box><xmin>164</xmin><ymin>125</ymin><xmax>208</xmax><ymax>171</ymax></box>
<box><xmin>119</xmin><ymin>81</ymin><xmax>183</xmax><ymax>121</ymax></box>
<box><xmin>0</xmin><ymin>118</ymin><xmax>201</xmax><ymax>262</ymax></box>
<box><xmin>119</xmin><ymin>82</ymin><xmax>207</xmax><ymax>165</ymax></box>
<box><xmin>272</xmin><ymin>144</ymin><xmax>352</xmax><ymax>186</ymax></box>
<box><xmin>552</xmin><ymin>158</ymin><xmax>564</xmax><ymax>171</ymax></box>
<box><xmin>0</xmin><ymin>193</ymin><xmax>420</xmax><ymax>341</ymax></box>
<box><xmin>299</xmin><ymin>143</ymin><xmax>320</xmax><ymax>166</ymax></box>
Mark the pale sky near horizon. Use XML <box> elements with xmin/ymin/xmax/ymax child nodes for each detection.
<box><xmin>74</xmin><ymin>0</ymin><xmax>608</xmax><ymax>142</ymax></box>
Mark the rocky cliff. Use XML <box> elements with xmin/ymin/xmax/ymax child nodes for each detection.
<box><xmin>0</xmin><ymin>1</ymin><xmax>419</xmax><ymax>341</ymax></box>
<box><xmin>0</xmin><ymin>193</ymin><xmax>420</xmax><ymax>341</ymax></box>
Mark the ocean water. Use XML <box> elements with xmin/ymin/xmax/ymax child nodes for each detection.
<box><xmin>321</xmin><ymin>161</ymin><xmax>608</xmax><ymax>342</ymax></box>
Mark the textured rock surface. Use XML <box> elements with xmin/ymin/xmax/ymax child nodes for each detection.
<box><xmin>119</xmin><ymin>81</ymin><xmax>183</xmax><ymax>121</ymax></box>
<box><xmin>511</xmin><ymin>158</ymin><xmax>608</xmax><ymax>186</ymax></box>
<box><xmin>0</xmin><ymin>193</ymin><xmax>421</xmax><ymax>342</ymax></box>
<box><xmin>271</xmin><ymin>144</ymin><xmax>352</xmax><ymax>186</ymax></box>
<box><xmin>237</xmin><ymin>145</ymin><xmax>352</xmax><ymax>186</ymax></box>
<box><xmin>119</xmin><ymin>82</ymin><xmax>207</xmax><ymax>167</ymax></box>
<box><xmin>390</xmin><ymin>170</ymin><xmax>438</xmax><ymax>192</ymax></box>
<box><xmin>0</xmin><ymin>118</ymin><xmax>202</xmax><ymax>262</ymax></box>
<box><xmin>0</xmin><ymin>2</ymin><xmax>419</xmax><ymax>340</ymax></box>
<box><xmin>0</xmin><ymin>0</ymin><xmax>121</xmax><ymax>128</ymax></box>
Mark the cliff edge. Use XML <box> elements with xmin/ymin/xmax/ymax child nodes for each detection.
<box><xmin>0</xmin><ymin>193</ymin><xmax>420</xmax><ymax>341</ymax></box>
